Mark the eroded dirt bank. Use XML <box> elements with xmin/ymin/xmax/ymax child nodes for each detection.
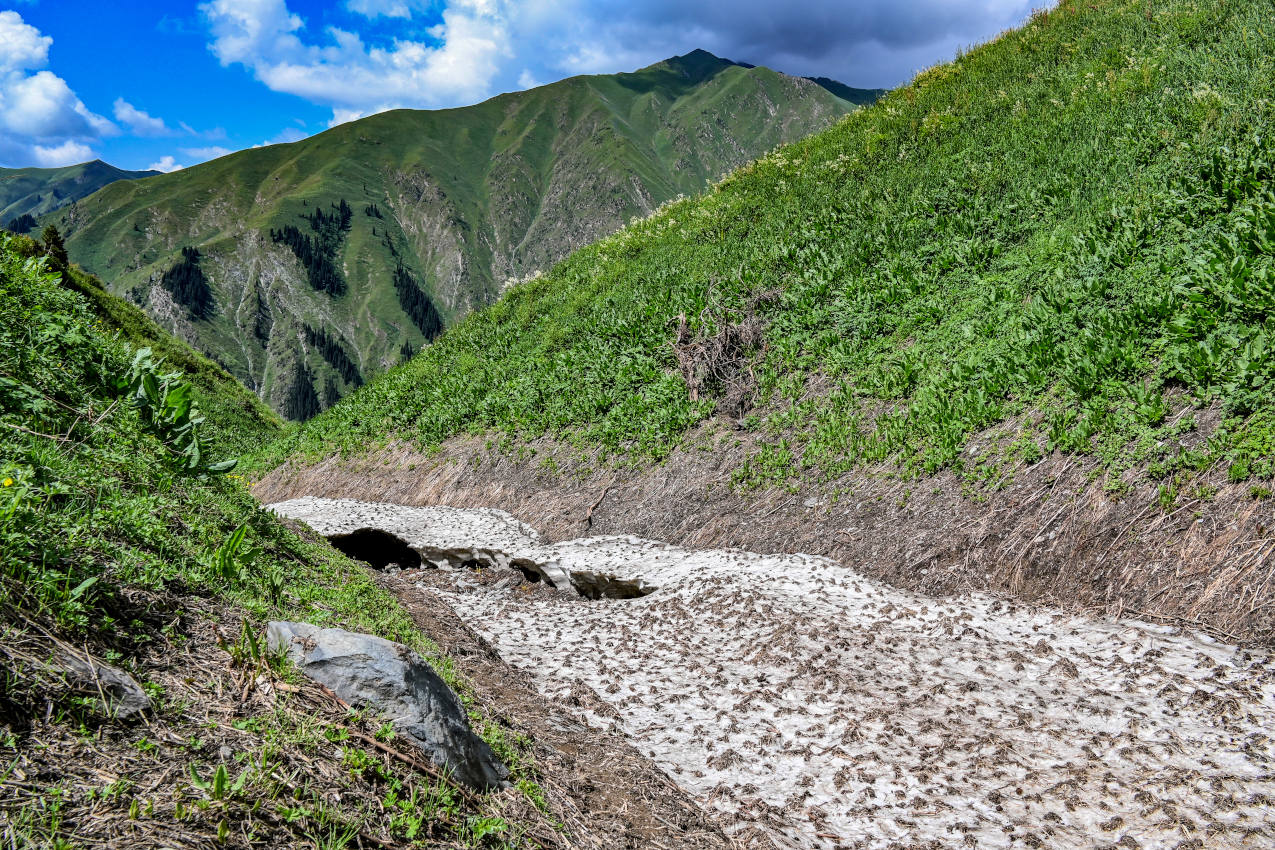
<box><xmin>270</xmin><ymin>497</ymin><xmax>1275</xmax><ymax>850</ymax></box>
<box><xmin>256</xmin><ymin>418</ymin><xmax>1275</xmax><ymax>644</ymax></box>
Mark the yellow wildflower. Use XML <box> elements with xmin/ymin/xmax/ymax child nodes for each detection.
<box><xmin>2</xmin><ymin>478</ymin><xmax>12</xmax><ymax>487</ymax></box>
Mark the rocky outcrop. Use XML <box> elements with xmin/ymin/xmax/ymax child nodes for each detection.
<box><xmin>266</xmin><ymin>621</ymin><xmax>509</xmax><ymax>789</ymax></box>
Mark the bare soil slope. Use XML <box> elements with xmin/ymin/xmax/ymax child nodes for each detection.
<box><xmin>256</xmin><ymin>410</ymin><xmax>1275</xmax><ymax>647</ymax></box>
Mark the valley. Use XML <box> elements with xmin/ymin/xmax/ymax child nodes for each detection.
<box><xmin>6</xmin><ymin>0</ymin><xmax>1275</xmax><ymax>847</ymax></box>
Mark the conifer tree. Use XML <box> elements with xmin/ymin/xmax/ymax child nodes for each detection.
<box><xmin>40</xmin><ymin>225</ymin><xmax>69</xmax><ymax>278</ymax></box>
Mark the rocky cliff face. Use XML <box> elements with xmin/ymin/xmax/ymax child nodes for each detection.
<box><xmin>56</xmin><ymin>53</ymin><xmax>877</xmax><ymax>419</ymax></box>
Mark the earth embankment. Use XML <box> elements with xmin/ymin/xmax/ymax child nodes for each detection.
<box><xmin>257</xmin><ymin>417</ymin><xmax>1275</xmax><ymax>646</ymax></box>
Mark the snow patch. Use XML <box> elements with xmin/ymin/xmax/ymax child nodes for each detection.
<box><xmin>271</xmin><ymin>497</ymin><xmax>1275</xmax><ymax>849</ymax></box>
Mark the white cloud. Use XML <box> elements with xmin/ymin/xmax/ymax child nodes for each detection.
<box><xmin>201</xmin><ymin>0</ymin><xmax>510</xmax><ymax>123</ymax></box>
<box><xmin>33</xmin><ymin>139</ymin><xmax>94</xmax><ymax>167</ymax></box>
<box><xmin>328</xmin><ymin>107</ymin><xmax>366</xmax><ymax>127</ymax></box>
<box><xmin>193</xmin><ymin>0</ymin><xmax>1045</xmax><ymax>138</ymax></box>
<box><xmin>147</xmin><ymin>155</ymin><xmax>184</xmax><ymax>172</ymax></box>
<box><xmin>252</xmin><ymin>125</ymin><xmax>309</xmax><ymax>147</ymax></box>
<box><xmin>113</xmin><ymin>98</ymin><xmax>171</xmax><ymax>136</ymax></box>
<box><xmin>269</xmin><ymin>126</ymin><xmax>308</xmax><ymax>144</ymax></box>
<box><xmin>2</xmin><ymin>70</ymin><xmax>114</xmax><ymax>139</ymax></box>
<box><xmin>0</xmin><ymin>11</ymin><xmax>114</xmax><ymax>167</ymax></box>
<box><xmin>202</xmin><ymin>0</ymin><xmax>305</xmax><ymax>67</ymax></box>
<box><xmin>0</xmin><ymin>10</ymin><xmax>50</xmax><ymax>73</ymax></box>
<box><xmin>181</xmin><ymin>145</ymin><xmax>234</xmax><ymax>161</ymax></box>
<box><xmin>345</xmin><ymin>0</ymin><xmax>428</xmax><ymax>18</ymax></box>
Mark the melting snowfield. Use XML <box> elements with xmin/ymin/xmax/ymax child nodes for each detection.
<box><xmin>272</xmin><ymin>498</ymin><xmax>1275</xmax><ymax>849</ymax></box>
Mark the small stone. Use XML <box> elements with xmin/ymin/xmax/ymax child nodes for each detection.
<box><xmin>50</xmin><ymin>649</ymin><xmax>151</xmax><ymax>719</ymax></box>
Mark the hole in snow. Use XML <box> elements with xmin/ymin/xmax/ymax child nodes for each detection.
<box><xmin>568</xmin><ymin>571</ymin><xmax>655</xmax><ymax>600</ymax></box>
<box><xmin>327</xmin><ymin>528</ymin><xmax>422</xmax><ymax>571</ymax></box>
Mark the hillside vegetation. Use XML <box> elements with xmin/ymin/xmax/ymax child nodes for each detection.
<box><xmin>58</xmin><ymin>52</ymin><xmax>876</xmax><ymax>419</ymax></box>
<box><xmin>0</xmin><ymin>235</ymin><xmax>594</xmax><ymax>846</ymax></box>
<box><xmin>7</xmin><ymin>232</ymin><xmax>280</xmax><ymax>456</ymax></box>
<box><xmin>264</xmin><ymin>0</ymin><xmax>1275</xmax><ymax>500</ymax></box>
<box><xmin>0</xmin><ymin>161</ymin><xmax>155</xmax><ymax>232</ymax></box>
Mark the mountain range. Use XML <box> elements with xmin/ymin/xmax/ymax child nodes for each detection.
<box><xmin>1</xmin><ymin>160</ymin><xmax>156</xmax><ymax>233</ymax></box>
<box><xmin>54</xmin><ymin>50</ymin><xmax>881</xmax><ymax>419</ymax></box>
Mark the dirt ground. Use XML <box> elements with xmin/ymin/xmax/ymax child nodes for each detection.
<box><xmin>256</xmin><ymin>412</ymin><xmax>1275</xmax><ymax>647</ymax></box>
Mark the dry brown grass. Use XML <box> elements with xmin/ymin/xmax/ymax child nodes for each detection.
<box><xmin>671</xmin><ymin>291</ymin><xmax>775</xmax><ymax>418</ymax></box>
<box><xmin>0</xmin><ymin>579</ymin><xmax>737</xmax><ymax>850</ymax></box>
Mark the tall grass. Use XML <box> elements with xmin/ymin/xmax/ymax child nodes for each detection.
<box><xmin>0</xmin><ymin>235</ymin><xmax>420</xmax><ymax>641</ymax></box>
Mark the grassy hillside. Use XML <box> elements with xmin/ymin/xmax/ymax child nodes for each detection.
<box><xmin>0</xmin><ymin>235</ymin><xmax>569</xmax><ymax>846</ymax></box>
<box><xmin>0</xmin><ymin>160</ymin><xmax>156</xmax><ymax>231</ymax></box>
<box><xmin>263</xmin><ymin>0</ymin><xmax>1275</xmax><ymax>498</ymax></box>
<box><xmin>56</xmin><ymin>52</ymin><xmax>875</xmax><ymax>419</ymax></box>
<box><xmin>8</xmin><ymin>233</ymin><xmax>280</xmax><ymax>457</ymax></box>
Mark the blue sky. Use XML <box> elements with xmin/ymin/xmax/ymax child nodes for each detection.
<box><xmin>0</xmin><ymin>0</ymin><xmax>1043</xmax><ymax>172</ymax></box>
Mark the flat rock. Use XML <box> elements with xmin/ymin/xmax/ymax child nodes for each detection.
<box><xmin>50</xmin><ymin>648</ymin><xmax>151</xmax><ymax>719</ymax></box>
<box><xmin>266</xmin><ymin>621</ymin><xmax>509</xmax><ymax>789</ymax></box>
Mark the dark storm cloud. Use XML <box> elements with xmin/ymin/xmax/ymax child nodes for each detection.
<box><xmin>530</xmin><ymin>0</ymin><xmax>1046</xmax><ymax>88</ymax></box>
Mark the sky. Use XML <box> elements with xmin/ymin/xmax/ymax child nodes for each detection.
<box><xmin>0</xmin><ymin>0</ymin><xmax>1045</xmax><ymax>172</ymax></box>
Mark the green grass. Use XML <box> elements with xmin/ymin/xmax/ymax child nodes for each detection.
<box><xmin>262</xmin><ymin>0</ymin><xmax>1275</xmax><ymax>491</ymax></box>
<box><xmin>56</xmin><ymin>52</ymin><xmax>870</xmax><ymax>417</ymax></box>
<box><xmin>0</xmin><ymin>236</ymin><xmax>551</xmax><ymax>844</ymax></box>
<box><xmin>0</xmin><ymin>234</ymin><xmax>417</xmax><ymax>650</ymax></box>
<box><xmin>64</xmin><ymin>268</ymin><xmax>280</xmax><ymax>458</ymax></box>
<box><xmin>5</xmin><ymin>232</ymin><xmax>281</xmax><ymax>457</ymax></box>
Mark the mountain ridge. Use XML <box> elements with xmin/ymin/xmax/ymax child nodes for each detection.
<box><xmin>1</xmin><ymin>159</ymin><xmax>157</xmax><ymax>231</ymax></box>
<box><xmin>56</xmin><ymin>51</ymin><xmax>878</xmax><ymax>419</ymax></box>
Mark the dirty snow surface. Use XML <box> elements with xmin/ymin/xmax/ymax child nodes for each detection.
<box><xmin>271</xmin><ymin>498</ymin><xmax>1275</xmax><ymax>849</ymax></box>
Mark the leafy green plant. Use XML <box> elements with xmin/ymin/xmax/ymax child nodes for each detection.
<box><xmin>212</xmin><ymin>523</ymin><xmax>250</xmax><ymax>582</ymax></box>
<box><xmin>118</xmin><ymin>348</ymin><xmax>237</xmax><ymax>480</ymax></box>
<box><xmin>189</xmin><ymin>763</ymin><xmax>249</xmax><ymax>802</ymax></box>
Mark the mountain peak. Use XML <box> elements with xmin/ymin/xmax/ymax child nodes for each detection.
<box><xmin>647</xmin><ymin>49</ymin><xmax>745</xmax><ymax>83</ymax></box>
<box><xmin>679</xmin><ymin>48</ymin><xmax>731</xmax><ymax>64</ymax></box>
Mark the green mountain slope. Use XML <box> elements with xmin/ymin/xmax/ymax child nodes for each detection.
<box><xmin>57</xmin><ymin>51</ymin><xmax>874</xmax><ymax>419</ymax></box>
<box><xmin>805</xmin><ymin>76</ymin><xmax>886</xmax><ymax>105</ymax></box>
<box><xmin>7</xmin><ymin>233</ymin><xmax>281</xmax><ymax>455</ymax></box>
<box><xmin>0</xmin><ymin>234</ymin><xmax>571</xmax><ymax>847</ymax></box>
<box><xmin>1</xmin><ymin>160</ymin><xmax>156</xmax><ymax>232</ymax></box>
<box><xmin>265</xmin><ymin>0</ymin><xmax>1275</xmax><ymax>494</ymax></box>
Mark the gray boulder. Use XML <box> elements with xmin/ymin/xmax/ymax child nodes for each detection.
<box><xmin>267</xmin><ymin>621</ymin><xmax>509</xmax><ymax>789</ymax></box>
<box><xmin>50</xmin><ymin>649</ymin><xmax>152</xmax><ymax>719</ymax></box>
